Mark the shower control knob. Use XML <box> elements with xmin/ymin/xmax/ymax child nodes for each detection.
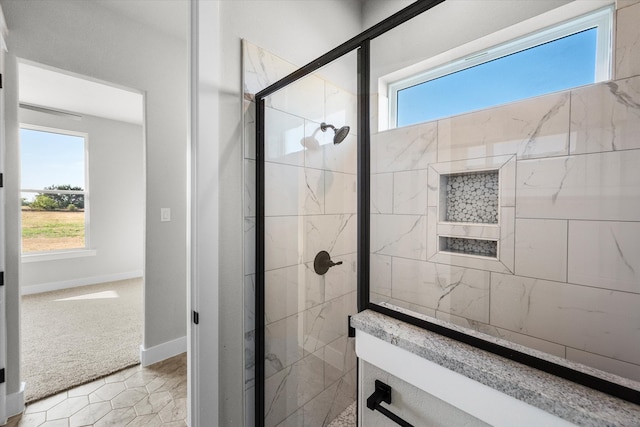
<box><xmin>314</xmin><ymin>250</ymin><xmax>343</xmax><ymax>275</ymax></box>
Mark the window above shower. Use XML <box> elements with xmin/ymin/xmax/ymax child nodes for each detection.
<box><xmin>380</xmin><ymin>4</ymin><xmax>613</xmax><ymax>130</ymax></box>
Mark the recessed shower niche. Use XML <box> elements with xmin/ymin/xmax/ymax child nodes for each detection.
<box><xmin>442</xmin><ymin>171</ymin><xmax>499</xmax><ymax>224</ymax></box>
<box><xmin>438</xmin><ymin>170</ymin><xmax>499</xmax><ymax>258</ymax></box>
<box><xmin>427</xmin><ymin>155</ymin><xmax>516</xmax><ymax>272</ymax></box>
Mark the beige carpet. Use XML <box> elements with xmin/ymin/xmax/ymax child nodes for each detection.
<box><xmin>21</xmin><ymin>278</ymin><xmax>142</xmax><ymax>403</ymax></box>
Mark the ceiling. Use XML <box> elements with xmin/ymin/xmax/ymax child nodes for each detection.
<box><xmin>18</xmin><ymin>0</ymin><xmax>188</xmax><ymax>125</ymax></box>
<box><xmin>19</xmin><ymin>62</ymin><xmax>144</xmax><ymax>125</ymax></box>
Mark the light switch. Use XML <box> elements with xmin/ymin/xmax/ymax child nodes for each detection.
<box><xmin>161</xmin><ymin>208</ymin><xmax>171</xmax><ymax>222</ymax></box>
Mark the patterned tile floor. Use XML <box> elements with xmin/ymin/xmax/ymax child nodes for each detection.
<box><xmin>5</xmin><ymin>353</ymin><xmax>187</xmax><ymax>427</ymax></box>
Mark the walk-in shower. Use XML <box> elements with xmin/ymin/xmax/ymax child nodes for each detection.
<box><xmin>246</xmin><ymin>0</ymin><xmax>640</xmax><ymax>425</ymax></box>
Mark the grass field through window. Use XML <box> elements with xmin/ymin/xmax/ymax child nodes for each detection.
<box><xmin>22</xmin><ymin>209</ymin><xmax>85</xmax><ymax>253</ymax></box>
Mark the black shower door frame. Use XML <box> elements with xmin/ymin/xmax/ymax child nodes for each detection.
<box><xmin>254</xmin><ymin>1</ymin><xmax>639</xmax><ymax>425</ymax></box>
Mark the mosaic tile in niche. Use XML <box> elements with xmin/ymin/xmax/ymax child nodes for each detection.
<box><xmin>444</xmin><ymin>171</ymin><xmax>498</xmax><ymax>224</ymax></box>
<box><xmin>441</xmin><ymin>237</ymin><xmax>498</xmax><ymax>258</ymax></box>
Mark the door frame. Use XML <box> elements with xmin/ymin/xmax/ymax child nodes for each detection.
<box><xmin>0</xmin><ymin>3</ymin><xmax>9</xmax><ymax>424</ymax></box>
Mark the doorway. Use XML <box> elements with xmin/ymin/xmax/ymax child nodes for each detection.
<box><xmin>17</xmin><ymin>61</ymin><xmax>146</xmax><ymax>404</ymax></box>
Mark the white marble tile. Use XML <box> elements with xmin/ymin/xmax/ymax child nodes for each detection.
<box><xmin>303</xmin><ymin>297</ymin><xmax>346</xmax><ymax>355</ymax></box>
<box><xmin>427</xmin><ymin>167</ymin><xmax>439</xmax><ymax>208</ymax></box>
<box><xmin>370</xmin><ymin>214</ymin><xmax>427</xmax><ymax>260</ymax></box>
<box><xmin>568</xmin><ymin>220</ymin><xmax>640</xmax><ymax>293</ymax></box>
<box><xmin>617</xmin><ymin>0</ymin><xmax>640</xmax><ymax>9</ymax></box>
<box><xmin>426</xmin><ymin>206</ymin><xmax>438</xmax><ymax>259</ymax></box>
<box><xmin>270</xmin><ymin>74</ymin><xmax>325</xmax><ymax>123</ymax></box>
<box><xmin>436</xmin><ymin>223</ymin><xmax>500</xmax><ymax>240</ymax></box>
<box><xmin>265</xmin><ymin>163</ymin><xmax>324</xmax><ymax>216</ymax></box>
<box><xmin>265</xmin><ymin>313</ymin><xmax>305</xmax><ymax>378</ymax></box>
<box><xmin>370</xmin><ymin>121</ymin><xmax>437</xmax><ymax>173</ymax></box>
<box><xmin>371</xmin><ymin>173</ymin><xmax>393</xmax><ymax>214</ymax></box>
<box><xmin>245</xmin><ymin>159</ymin><xmax>256</xmax><ymax>217</ymax></box>
<box><xmin>391</xmin><ymin>258</ymin><xmax>490</xmax><ymax>322</ymax></box>
<box><xmin>516</xmin><ymin>150</ymin><xmax>640</xmax><ymax>221</ymax></box>
<box><xmin>439</xmin><ymin>314</ymin><xmax>567</xmax><ymax>358</ymax></box>
<box><xmin>515</xmin><ymin>219</ymin><xmax>568</xmax><ymax>282</ymax></box>
<box><xmin>323</xmin><ymin>336</ymin><xmax>357</xmax><ymax>388</ymax></box>
<box><xmin>324</xmin><ymin>253</ymin><xmax>357</xmax><ymax>302</ymax></box>
<box><xmin>265</xmin><ymin>107</ymin><xmax>306</xmax><ymax>166</ymax></box>
<box><xmin>371</xmin><ymin>93</ymin><xmax>382</xmax><ymax>135</ymax></box>
<box><xmin>245</xmin><ymin>275</ymin><xmax>255</xmax><ymax>333</ymax></box>
<box><xmin>302</xmin><ymin>380</ymin><xmax>340</xmax><ymax>427</ymax></box>
<box><xmin>615</xmin><ymin>2</ymin><xmax>640</xmax><ymax>80</ymax></box>
<box><xmin>499</xmin><ymin>207</ymin><xmax>515</xmax><ymax>273</ymax></box>
<box><xmin>566</xmin><ymin>347</ymin><xmax>640</xmax><ymax>382</ymax></box>
<box><xmin>370</xmin><ymin>254</ymin><xmax>392</xmax><ymax>297</ymax></box>
<box><xmin>265</xmin><ymin>216</ymin><xmax>300</xmax><ymax>271</ymax></box>
<box><xmin>393</xmin><ymin>169</ymin><xmax>428</xmax><ymax>215</ymax></box>
<box><xmin>305</xmin><ymin>370</ymin><xmax>356</xmax><ymax>427</ymax></box>
<box><xmin>324</xmin><ymin>171</ymin><xmax>356</xmax><ymax>215</ymax></box>
<box><xmin>325</xmin><ymin>83</ymin><xmax>357</xmax><ymax>137</ymax></box>
<box><xmin>379</xmin><ymin>298</ymin><xmax>437</xmax><ymax>319</ymax></box>
<box><xmin>245</xmin><ymin>218</ymin><xmax>256</xmax><ymax>275</ymax></box>
<box><xmin>490</xmin><ymin>272</ymin><xmax>640</xmax><ymax>365</ymax></box>
<box><xmin>265</xmin><ymin>264</ymin><xmax>323</xmax><ymax>325</ymax></box>
<box><xmin>428</xmin><ymin>209</ymin><xmax>512</xmax><ymax>274</ymax></box>
<box><xmin>245</xmin><ymin>329</ymin><xmax>255</xmax><ymax>390</ymax></box>
<box><xmin>243</xmin><ymin>40</ymin><xmax>297</xmax><ymax>100</ymax></box>
<box><xmin>303</xmin><ymin>215</ymin><xmax>357</xmax><ymax>263</ymax></box>
<box><xmin>245</xmin><ymin>386</ymin><xmax>255</xmax><ymax>427</ymax></box>
<box><xmin>570</xmin><ymin>78</ymin><xmax>640</xmax><ymax>154</ymax></box>
<box><xmin>438</xmin><ymin>92</ymin><xmax>570</xmax><ymax>162</ymax></box>
<box><xmin>264</xmin><ymin>352</ymin><xmax>326</xmax><ymax>427</ymax></box>
<box><xmin>499</xmin><ymin>156</ymin><xmax>517</xmax><ymax>207</ymax></box>
<box><xmin>244</xmin><ymin>100</ymin><xmax>256</xmax><ymax>160</ymax></box>
<box><xmin>305</xmin><ymin>122</ymin><xmax>357</xmax><ymax>174</ymax></box>
<box><xmin>277</xmin><ymin>408</ymin><xmax>304</xmax><ymax>427</ymax></box>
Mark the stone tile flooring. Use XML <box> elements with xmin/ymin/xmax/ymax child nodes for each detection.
<box><xmin>5</xmin><ymin>353</ymin><xmax>187</xmax><ymax>427</ymax></box>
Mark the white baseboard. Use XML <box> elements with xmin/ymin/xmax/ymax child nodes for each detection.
<box><xmin>7</xmin><ymin>382</ymin><xmax>25</xmax><ymax>418</ymax></box>
<box><xmin>140</xmin><ymin>336</ymin><xmax>187</xmax><ymax>367</ymax></box>
<box><xmin>21</xmin><ymin>270</ymin><xmax>144</xmax><ymax>295</ymax></box>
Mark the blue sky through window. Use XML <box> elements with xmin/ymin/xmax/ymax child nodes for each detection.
<box><xmin>20</xmin><ymin>128</ymin><xmax>85</xmax><ymax>199</ymax></box>
<box><xmin>397</xmin><ymin>28</ymin><xmax>597</xmax><ymax>127</ymax></box>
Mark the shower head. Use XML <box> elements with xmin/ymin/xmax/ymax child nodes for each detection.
<box><xmin>320</xmin><ymin>122</ymin><xmax>350</xmax><ymax>144</ymax></box>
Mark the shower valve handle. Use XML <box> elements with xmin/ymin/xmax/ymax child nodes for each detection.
<box><xmin>314</xmin><ymin>251</ymin><xmax>342</xmax><ymax>275</ymax></box>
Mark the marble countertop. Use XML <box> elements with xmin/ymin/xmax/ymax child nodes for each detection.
<box><xmin>351</xmin><ymin>309</ymin><xmax>640</xmax><ymax>427</ymax></box>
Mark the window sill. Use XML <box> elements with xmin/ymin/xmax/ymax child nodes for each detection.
<box><xmin>21</xmin><ymin>249</ymin><xmax>97</xmax><ymax>263</ymax></box>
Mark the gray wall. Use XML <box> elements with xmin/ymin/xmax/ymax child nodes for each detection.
<box><xmin>1</xmin><ymin>0</ymin><xmax>187</xmax><ymax>397</ymax></box>
<box><xmin>19</xmin><ymin>108</ymin><xmax>144</xmax><ymax>292</ymax></box>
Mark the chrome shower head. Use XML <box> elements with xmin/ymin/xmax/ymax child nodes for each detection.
<box><xmin>320</xmin><ymin>122</ymin><xmax>350</xmax><ymax>144</ymax></box>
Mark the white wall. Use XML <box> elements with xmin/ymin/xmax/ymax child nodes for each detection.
<box><xmin>0</xmin><ymin>0</ymin><xmax>188</xmax><ymax>398</ymax></box>
<box><xmin>19</xmin><ymin>108</ymin><xmax>144</xmax><ymax>293</ymax></box>
<box><xmin>192</xmin><ymin>1</ymin><xmax>363</xmax><ymax>424</ymax></box>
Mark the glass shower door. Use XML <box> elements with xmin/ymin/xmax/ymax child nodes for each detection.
<box><xmin>259</xmin><ymin>67</ymin><xmax>358</xmax><ymax>427</ymax></box>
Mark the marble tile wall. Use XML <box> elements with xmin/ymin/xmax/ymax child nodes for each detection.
<box><xmin>371</xmin><ymin>2</ymin><xmax>640</xmax><ymax>383</ymax></box>
<box><xmin>243</xmin><ymin>40</ymin><xmax>358</xmax><ymax>427</ymax></box>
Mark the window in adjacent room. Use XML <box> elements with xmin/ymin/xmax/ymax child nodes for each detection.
<box><xmin>390</xmin><ymin>6</ymin><xmax>613</xmax><ymax>128</ymax></box>
<box><xmin>20</xmin><ymin>126</ymin><xmax>89</xmax><ymax>253</ymax></box>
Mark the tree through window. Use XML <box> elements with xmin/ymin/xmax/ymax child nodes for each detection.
<box><xmin>20</xmin><ymin>126</ymin><xmax>88</xmax><ymax>253</ymax></box>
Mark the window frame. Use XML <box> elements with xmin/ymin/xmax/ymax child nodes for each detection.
<box><xmin>388</xmin><ymin>5</ymin><xmax>614</xmax><ymax>129</ymax></box>
<box><xmin>19</xmin><ymin>123</ymin><xmax>91</xmax><ymax>256</ymax></box>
